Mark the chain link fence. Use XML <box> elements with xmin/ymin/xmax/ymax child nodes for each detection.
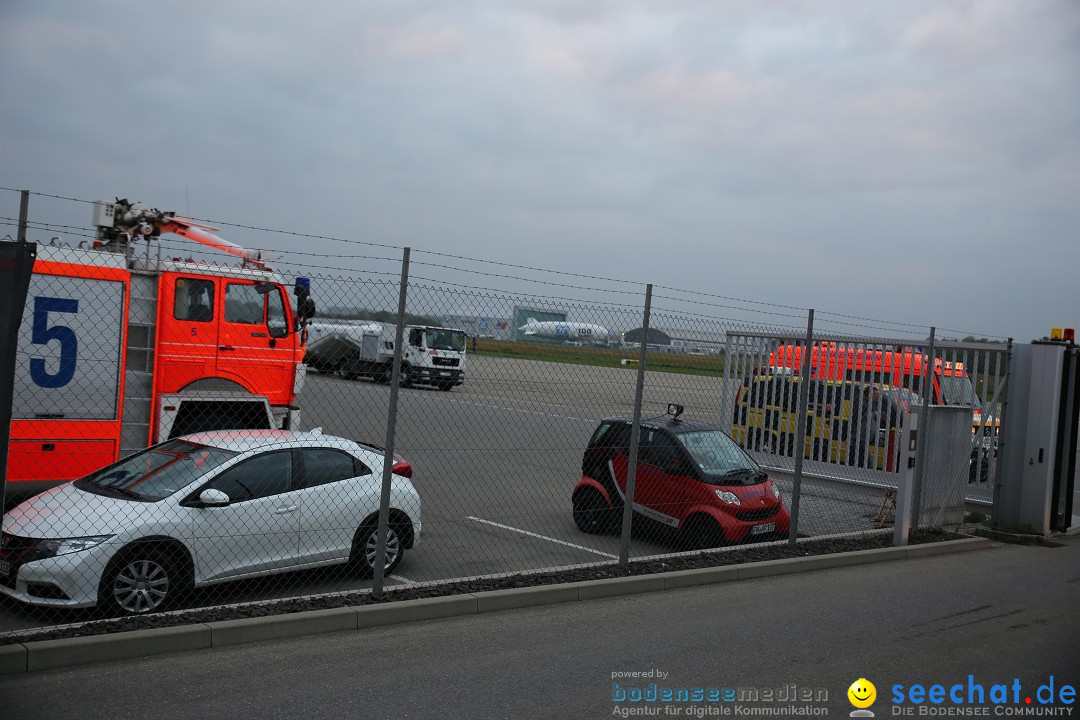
<box><xmin>0</xmin><ymin>192</ymin><xmax>1012</xmax><ymax>642</ymax></box>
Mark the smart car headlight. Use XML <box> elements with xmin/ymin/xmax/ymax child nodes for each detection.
<box><xmin>714</xmin><ymin>489</ymin><xmax>741</xmax><ymax>506</ymax></box>
<box><xmin>37</xmin><ymin>535</ymin><xmax>114</xmax><ymax>557</ymax></box>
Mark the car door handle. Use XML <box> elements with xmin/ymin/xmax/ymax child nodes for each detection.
<box><xmin>273</xmin><ymin>506</ymin><xmax>299</xmax><ymax>514</ymax></box>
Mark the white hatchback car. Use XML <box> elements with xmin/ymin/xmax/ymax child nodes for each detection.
<box><xmin>0</xmin><ymin>430</ymin><xmax>421</xmax><ymax>615</ymax></box>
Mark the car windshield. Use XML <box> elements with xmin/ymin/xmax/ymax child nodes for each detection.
<box><xmin>73</xmin><ymin>439</ymin><xmax>239</xmax><ymax>502</ymax></box>
<box><xmin>939</xmin><ymin>374</ymin><xmax>981</xmax><ymax>408</ymax></box>
<box><xmin>675</xmin><ymin>430</ymin><xmax>761</xmax><ymax>483</ymax></box>
<box><xmin>426</xmin><ymin>329</ymin><xmax>466</xmax><ymax>352</ymax></box>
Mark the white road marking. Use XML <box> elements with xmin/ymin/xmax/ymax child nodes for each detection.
<box><xmin>465</xmin><ymin>516</ymin><xmax>618</xmax><ymax>559</ymax></box>
<box><xmin>390</xmin><ymin>574</ymin><xmax>414</xmax><ymax>584</ymax></box>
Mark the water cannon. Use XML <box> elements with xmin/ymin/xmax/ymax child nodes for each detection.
<box><xmin>91</xmin><ymin>198</ymin><xmax>273</xmax><ymax>268</ymax></box>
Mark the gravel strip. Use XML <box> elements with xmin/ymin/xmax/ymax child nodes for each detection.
<box><xmin>0</xmin><ymin>531</ymin><xmax>954</xmax><ymax>647</ymax></box>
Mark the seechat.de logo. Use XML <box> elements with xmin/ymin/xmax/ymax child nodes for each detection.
<box><xmin>849</xmin><ymin>678</ymin><xmax>877</xmax><ymax>717</ymax></box>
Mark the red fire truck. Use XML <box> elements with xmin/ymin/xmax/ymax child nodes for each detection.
<box><xmin>8</xmin><ymin>199</ymin><xmax>315</xmax><ymax>499</ymax></box>
<box><xmin>768</xmin><ymin>342</ymin><xmax>980</xmax><ymax>408</ymax></box>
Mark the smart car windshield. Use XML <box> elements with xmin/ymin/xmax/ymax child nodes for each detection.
<box><xmin>676</xmin><ymin>430</ymin><xmax>761</xmax><ymax>483</ymax></box>
<box><xmin>74</xmin><ymin>439</ymin><xmax>239</xmax><ymax>502</ymax></box>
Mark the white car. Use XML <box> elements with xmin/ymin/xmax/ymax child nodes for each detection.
<box><xmin>0</xmin><ymin>430</ymin><xmax>421</xmax><ymax>615</ymax></box>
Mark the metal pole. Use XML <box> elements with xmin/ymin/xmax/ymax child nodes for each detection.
<box><xmin>16</xmin><ymin>191</ymin><xmax>29</xmax><ymax>245</ymax></box>
<box><xmin>618</xmin><ymin>284</ymin><xmax>652</xmax><ymax>567</ymax></box>
<box><xmin>788</xmin><ymin>309</ymin><xmax>814</xmax><ymax>546</ymax></box>
<box><xmin>372</xmin><ymin>247</ymin><xmax>410</xmax><ymax>597</ymax></box>
<box><xmin>17</xmin><ymin>190</ymin><xmax>29</xmax><ymax>245</ymax></box>
<box><xmin>990</xmin><ymin>339</ymin><xmax>1012</xmax><ymax>528</ymax></box>
<box><xmin>910</xmin><ymin>327</ymin><xmax>936</xmax><ymax>531</ymax></box>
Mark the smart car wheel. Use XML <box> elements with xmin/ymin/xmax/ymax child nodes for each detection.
<box><xmin>680</xmin><ymin>516</ymin><xmax>724</xmax><ymax>550</ymax></box>
<box><xmin>350</xmin><ymin>522</ymin><xmax>404</xmax><ymax>578</ymax></box>
<box><xmin>102</xmin><ymin>549</ymin><xmax>183</xmax><ymax>616</ymax></box>
<box><xmin>573</xmin><ymin>488</ymin><xmax>614</xmax><ymax>535</ymax></box>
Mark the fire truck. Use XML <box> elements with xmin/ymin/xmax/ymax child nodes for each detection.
<box><xmin>768</xmin><ymin>342</ymin><xmax>980</xmax><ymax>408</ymax></box>
<box><xmin>7</xmin><ymin>199</ymin><xmax>316</xmax><ymax>499</ymax></box>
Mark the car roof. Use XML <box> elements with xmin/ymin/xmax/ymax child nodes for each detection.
<box><xmin>598</xmin><ymin>415</ymin><xmax>720</xmax><ymax>435</ymax></box>
<box><xmin>176</xmin><ymin>429</ymin><xmax>370</xmax><ymax>454</ymax></box>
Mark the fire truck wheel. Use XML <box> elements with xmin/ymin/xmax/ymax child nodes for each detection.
<box><xmin>573</xmin><ymin>488</ymin><xmax>615</xmax><ymax>535</ymax></box>
<box><xmin>101</xmin><ymin>544</ymin><xmax>190</xmax><ymax>616</ymax></box>
<box><xmin>349</xmin><ymin>521</ymin><xmax>405</xmax><ymax>578</ymax></box>
<box><xmin>679</xmin><ymin>516</ymin><xmax>724</xmax><ymax>550</ymax></box>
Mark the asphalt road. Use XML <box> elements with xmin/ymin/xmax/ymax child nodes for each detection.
<box><xmin>0</xmin><ymin>355</ymin><xmax>1068</xmax><ymax>634</ymax></box>
<box><xmin>2</xmin><ymin>534</ymin><xmax>1077</xmax><ymax>719</ymax></box>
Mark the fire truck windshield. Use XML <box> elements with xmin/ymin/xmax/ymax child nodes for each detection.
<box><xmin>74</xmin><ymin>440</ymin><xmax>239</xmax><ymax>502</ymax></box>
<box><xmin>939</xmin><ymin>375</ymin><xmax>981</xmax><ymax>408</ymax></box>
<box><xmin>427</xmin><ymin>329</ymin><xmax>466</xmax><ymax>352</ymax></box>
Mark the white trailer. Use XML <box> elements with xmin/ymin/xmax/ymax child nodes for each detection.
<box><xmin>305</xmin><ymin>321</ymin><xmax>466</xmax><ymax>391</ymax></box>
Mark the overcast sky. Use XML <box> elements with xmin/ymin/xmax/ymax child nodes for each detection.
<box><xmin>2</xmin><ymin>1</ymin><xmax>1077</xmax><ymax>341</ymax></box>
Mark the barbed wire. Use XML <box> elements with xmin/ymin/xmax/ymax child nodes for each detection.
<box><xmin>0</xmin><ymin>186</ymin><xmax>1007</xmax><ymax>339</ymax></box>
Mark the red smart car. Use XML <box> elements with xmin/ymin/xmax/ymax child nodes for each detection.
<box><xmin>572</xmin><ymin>405</ymin><xmax>790</xmax><ymax>548</ymax></box>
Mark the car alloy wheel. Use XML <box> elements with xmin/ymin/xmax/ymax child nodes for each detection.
<box><xmin>111</xmin><ymin>557</ymin><xmax>172</xmax><ymax>615</ymax></box>
<box><xmin>353</xmin><ymin>523</ymin><xmax>405</xmax><ymax>578</ymax></box>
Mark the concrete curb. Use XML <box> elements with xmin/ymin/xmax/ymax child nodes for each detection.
<box><xmin>0</xmin><ymin>537</ymin><xmax>992</xmax><ymax>675</ymax></box>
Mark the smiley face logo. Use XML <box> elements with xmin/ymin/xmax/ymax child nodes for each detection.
<box><xmin>848</xmin><ymin>678</ymin><xmax>877</xmax><ymax>709</ymax></box>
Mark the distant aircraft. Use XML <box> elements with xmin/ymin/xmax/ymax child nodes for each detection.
<box><xmin>518</xmin><ymin>317</ymin><xmax>611</xmax><ymax>343</ymax></box>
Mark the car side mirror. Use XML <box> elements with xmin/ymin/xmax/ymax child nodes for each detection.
<box><xmin>199</xmin><ymin>488</ymin><xmax>231</xmax><ymax>507</ymax></box>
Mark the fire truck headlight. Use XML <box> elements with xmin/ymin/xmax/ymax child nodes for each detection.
<box><xmin>37</xmin><ymin>535</ymin><xmax>114</xmax><ymax>557</ymax></box>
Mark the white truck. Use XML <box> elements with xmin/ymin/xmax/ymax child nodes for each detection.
<box><xmin>305</xmin><ymin>321</ymin><xmax>466</xmax><ymax>391</ymax></box>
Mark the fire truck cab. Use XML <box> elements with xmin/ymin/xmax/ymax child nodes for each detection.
<box><xmin>8</xmin><ymin>200</ymin><xmax>314</xmax><ymax>499</ymax></box>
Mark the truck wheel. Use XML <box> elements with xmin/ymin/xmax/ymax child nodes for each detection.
<box><xmin>398</xmin><ymin>364</ymin><xmax>413</xmax><ymax>388</ymax></box>
<box><xmin>336</xmin><ymin>353</ymin><xmax>359</xmax><ymax>381</ymax></box>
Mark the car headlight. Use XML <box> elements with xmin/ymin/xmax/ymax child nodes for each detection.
<box><xmin>771</xmin><ymin>485</ymin><xmax>781</xmax><ymax>500</ymax></box>
<box><xmin>37</xmin><ymin>536</ymin><xmax>114</xmax><ymax>557</ymax></box>
<box><xmin>715</xmin><ymin>489</ymin><xmax>741</xmax><ymax>505</ymax></box>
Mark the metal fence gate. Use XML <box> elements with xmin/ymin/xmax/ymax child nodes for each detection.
<box><xmin>723</xmin><ymin>330</ymin><xmax>1010</xmax><ymax>511</ymax></box>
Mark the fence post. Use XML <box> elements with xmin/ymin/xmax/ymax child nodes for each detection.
<box><xmin>0</xmin><ymin>193</ymin><xmax>35</xmax><ymax>514</ymax></box>
<box><xmin>372</xmin><ymin>247</ymin><xmax>410</xmax><ymax>598</ymax></box>
<box><xmin>910</xmin><ymin>326</ymin><xmax>936</xmax><ymax>532</ymax></box>
<box><xmin>788</xmin><ymin>309</ymin><xmax>814</xmax><ymax>546</ymax></box>
<box><xmin>990</xmin><ymin>338</ymin><xmax>1013</xmax><ymax>528</ymax></box>
<box><xmin>618</xmin><ymin>283</ymin><xmax>652</xmax><ymax>568</ymax></box>
<box><xmin>16</xmin><ymin>190</ymin><xmax>29</xmax><ymax>244</ymax></box>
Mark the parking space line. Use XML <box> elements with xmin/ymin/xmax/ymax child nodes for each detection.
<box><xmin>465</xmin><ymin>516</ymin><xmax>618</xmax><ymax>559</ymax></box>
<box><xmin>391</xmin><ymin>574</ymin><xmax>414</xmax><ymax>584</ymax></box>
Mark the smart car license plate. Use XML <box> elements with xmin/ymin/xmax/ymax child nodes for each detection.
<box><xmin>0</xmin><ymin>559</ymin><xmax>11</xmax><ymax>577</ymax></box>
<box><xmin>751</xmin><ymin>523</ymin><xmax>775</xmax><ymax>535</ymax></box>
